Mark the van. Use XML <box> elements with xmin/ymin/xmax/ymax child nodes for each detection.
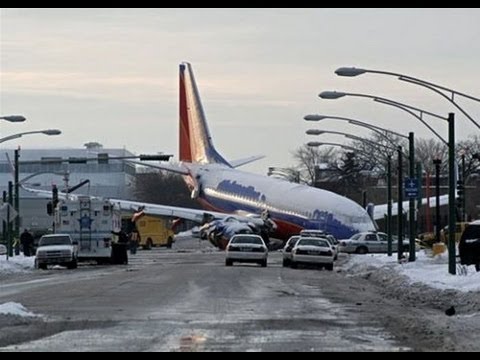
<box><xmin>459</xmin><ymin>220</ymin><xmax>480</xmax><ymax>272</ymax></box>
<box><xmin>134</xmin><ymin>216</ymin><xmax>175</xmax><ymax>249</ymax></box>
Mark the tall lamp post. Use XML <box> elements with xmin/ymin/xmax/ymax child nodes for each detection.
<box><xmin>319</xmin><ymin>90</ymin><xmax>456</xmax><ymax>273</ymax></box>
<box><xmin>433</xmin><ymin>158</ymin><xmax>443</xmax><ymax>243</ymax></box>
<box><xmin>335</xmin><ymin>66</ymin><xmax>480</xmax><ymax>130</ymax></box>
<box><xmin>304</xmin><ymin>114</ymin><xmax>411</xmax><ymax>256</ymax></box>
<box><xmin>0</xmin><ymin>129</ymin><xmax>62</xmax><ymax>144</ymax></box>
<box><xmin>307</xmin><ymin>131</ymin><xmax>400</xmax><ymax>257</ymax></box>
<box><xmin>1</xmin><ymin>129</ymin><xmax>62</xmax><ymax>256</ymax></box>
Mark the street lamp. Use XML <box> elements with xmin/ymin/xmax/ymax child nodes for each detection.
<box><xmin>304</xmin><ymin>114</ymin><xmax>408</xmax><ymax>145</ymax></box>
<box><xmin>306</xmin><ymin>129</ymin><xmax>402</xmax><ymax>155</ymax></box>
<box><xmin>1</xmin><ymin>129</ymin><xmax>62</xmax><ymax>256</ymax></box>
<box><xmin>0</xmin><ymin>115</ymin><xmax>26</xmax><ymax>123</ymax></box>
<box><xmin>307</xmin><ymin>130</ymin><xmax>398</xmax><ymax>256</ymax></box>
<box><xmin>0</xmin><ymin>129</ymin><xmax>62</xmax><ymax>144</ymax></box>
<box><xmin>335</xmin><ymin>66</ymin><xmax>480</xmax><ymax>130</ymax></box>
<box><xmin>319</xmin><ymin>91</ymin><xmax>447</xmax><ymax>145</ymax></box>
<box><xmin>433</xmin><ymin>158</ymin><xmax>443</xmax><ymax>243</ymax></box>
<box><xmin>307</xmin><ymin>141</ymin><xmax>370</xmax><ymax>155</ymax></box>
<box><xmin>320</xmin><ymin>90</ymin><xmax>456</xmax><ymax>272</ymax></box>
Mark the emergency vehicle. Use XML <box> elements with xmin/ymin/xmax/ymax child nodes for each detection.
<box><xmin>54</xmin><ymin>196</ymin><xmax>122</xmax><ymax>263</ymax></box>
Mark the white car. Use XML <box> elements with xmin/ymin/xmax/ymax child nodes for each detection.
<box><xmin>282</xmin><ymin>235</ymin><xmax>300</xmax><ymax>267</ymax></box>
<box><xmin>300</xmin><ymin>230</ymin><xmax>339</xmax><ymax>260</ymax></box>
<box><xmin>338</xmin><ymin>232</ymin><xmax>410</xmax><ymax>254</ymax></box>
<box><xmin>35</xmin><ymin>234</ymin><xmax>78</xmax><ymax>270</ymax></box>
<box><xmin>225</xmin><ymin>234</ymin><xmax>268</xmax><ymax>267</ymax></box>
<box><xmin>291</xmin><ymin>237</ymin><xmax>335</xmax><ymax>271</ymax></box>
<box><xmin>0</xmin><ymin>244</ymin><xmax>6</xmax><ymax>255</ymax></box>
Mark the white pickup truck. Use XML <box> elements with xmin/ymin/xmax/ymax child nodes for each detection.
<box><xmin>35</xmin><ymin>234</ymin><xmax>78</xmax><ymax>270</ymax></box>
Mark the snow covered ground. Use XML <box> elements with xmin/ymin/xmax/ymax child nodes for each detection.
<box><xmin>0</xmin><ymin>254</ymin><xmax>35</xmax><ymax>274</ymax></box>
<box><xmin>0</xmin><ymin>302</ymin><xmax>38</xmax><ymax>317</ymax></box>
<box><xmin>343</xmin><ymin>250</ymin><xmax>480</xmax><ymax>292</ymax></box>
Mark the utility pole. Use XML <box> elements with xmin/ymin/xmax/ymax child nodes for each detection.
<box><xmin>408</xmin><ymin>132</ymin><xmax>416</xmax><ymax>262</ymax></box>
<box><xmin>448</xmin><ymin>113</ymin><xmax>456</xmax><ymax>275</ymax></box>
<box><xmin>387</xmin><ymin>155</ymin><xmax>392</xmax><ymax>257</ymax></box>
<box><xmin>2</xmin><ymin>191</ymin><xmax>6</xmax><ymax>246</ymax></box>
<box><xmin>7</xmin><ymin>182</ymin><xmax>13</xmax><ymax>257</ymax></box>
<box><xmin>14</xmin><ymin>148</ymin><xmax>20</xmax><ymax>255</ymax></box>
<box><xmin>461</xmin><ymin>153</ymin><xmax>466</xmax><ymax>222</ymax></box>
<box><xmin>433</xmin><ymin>158</ymin><xmax>442</xmax><ymax>243</ymax></box>
<box><xmin>397</xmin><ymin>146</ymin><xmax>404</xmax><ymax>261</ymax></box>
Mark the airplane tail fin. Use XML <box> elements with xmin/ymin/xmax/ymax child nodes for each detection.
<box><xmin>179</xmin><ymin>62</ymin><xmax>230</xmax><ymax>166</ymax></box>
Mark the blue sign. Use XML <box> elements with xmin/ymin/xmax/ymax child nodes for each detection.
<box><xmin>404</xmin><ymin>178</ymin><xmax>419</xmax><ymax>199</ymax></box>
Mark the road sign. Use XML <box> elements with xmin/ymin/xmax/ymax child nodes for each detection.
<box><xmin>0</xmin><ymin>203</ymin><xmax>18</xmax><ymax>223</ymax></box>
<box><xmin>404</xmin><ymin>178</ymin><xmax>419</xmax><ymax>199</ymax></box>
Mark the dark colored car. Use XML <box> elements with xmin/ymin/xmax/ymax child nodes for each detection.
<box><xmin>459</xmin><ymin>221</ymin><xmax>480</xmax><ymax>272</ymax></box>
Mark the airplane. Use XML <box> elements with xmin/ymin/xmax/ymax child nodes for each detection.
<box><xmin>110</xmin><ymin>62</ymin><xmax>378</xmax><ymax>248</ymax></box>
<box><xmin>23</xmin><ymin>62</ymin><xmax>393</xmax><ymax>250</ymax></box>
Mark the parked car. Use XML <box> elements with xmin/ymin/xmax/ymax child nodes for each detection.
<box><xmin>282</xmin><ymin>235</ymin><xmax>300</xmax><ymax>267</ymax></box>
<box><xmin>300</xmin><ymin>230</ymin><xmax>339</xmax><ymax>260</ymax></box>
<box><xmin>338</xmin><ymin>232</ymin><xmax>410</xmax><ymax>254</ymax></box>
<box><xmin>291</xmin><ymin>237</ymin><xmax>335</xmax><ymax>271</ymax></box>
<box><xmin>0</xmin><ymin>244</ymin><xmax>6</xmax><ymax>255</ymax></box>
<box><xmin>35</xmin><ymin>234</ymin><xmax>78</xmax><ymax>270</ymax></box>
<box><xmin>459</xmin><ymin>220</ymin><xmax>480</xmax><ymax>272</ymax></box>
<box><xmin>225</xmin><ymin>234</ymin><xmax>268</xmax><ymax>267</ymax></box>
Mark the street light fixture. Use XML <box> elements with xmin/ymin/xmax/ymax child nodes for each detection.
<box><xmin>306</xmin><ymin>141</ymin><xmax>372</xmax><ymax>158</ymax></box>
<box><xmin>0</xmin><ymin>129</ymin><xmax>62</xmax><ymax>144</ymax></box>
<box><xmin>319</xmin><ymin>91</ymin><xmax>447</xmax><ymax>145</ymax></box>
<box><xmin>304</xmin><ymin>114</ymin><xmax>408</xmax><ymax>143</ymax></box>
<box><xmin>320</xmin><ymin>90</ymin><xmax>456</xmax><ymax>272</ymax></box>
<box><xmin>1</xmin><ymin>129</ymin><xmax>62</xmax><ymax>256</ymax></box>
<box><xmin>335</xmin><ymin>66</ymin><xmax>480</xmax><ymax>130</ymax></box>
<box><xmin>306</xmin><ymin>129</ymin><xmax>401</xmax><ymax>155</ymax></box>
<box><xmin>307</xmin><ymin>130</ymin><xmax>399</xmax><ymax>255</ymax></box>
<box><xmin>0</xmin><ymin>115</ymin><xmax>26</xmax><ymax>123</ymax></box>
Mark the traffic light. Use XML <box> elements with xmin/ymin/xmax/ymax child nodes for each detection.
<box><xmin>456</xmin><ymin>180</ymin><xmax>465</xmax><ymax>209</ymax></box>
<box><xmin>139</xmin><ymin>154</ymin><xmax>173</xmax><ymax>161</ymax></box>
<box><xmin>47</xmin><ymin>185</ymin><xmax>59</xmax><ymax>216</ymax></box>
<box><xmin>52</xmin><ymin>185</ymin><xmax>59</xmax><ymax>209</ymax></box>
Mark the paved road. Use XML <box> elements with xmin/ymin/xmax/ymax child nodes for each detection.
<box><xmin>0</xmin><ymin>247</ymin><xmax>443</xmax><ymax>351</ymax></box>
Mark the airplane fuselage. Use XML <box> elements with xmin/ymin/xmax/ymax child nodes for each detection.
<box><xmin>186</xmin><ymin>163</ymin><xmax>376</xmax><ymax>240</ymax></box>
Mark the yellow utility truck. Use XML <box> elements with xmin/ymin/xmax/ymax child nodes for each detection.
<box><xmin>135</xmin><ymin>215</ymin><xmax>175</xmax><ymax>249</ymax></box>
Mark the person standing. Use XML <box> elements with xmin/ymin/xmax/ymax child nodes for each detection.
<box><xmin>111</xmin><ymin>229</ymin><xmax>129</xmax><ymax>265</ymax></box>
<box><xmin>20</xmin><ymin>229</ymin><xmax>34</xmax><ymax>257</ymax></box>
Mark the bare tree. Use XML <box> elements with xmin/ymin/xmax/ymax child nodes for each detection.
<box><xmin>415</xmin><ymin>138</ymin><xmax>448</xmax><ymax>174</ymax></box>
<box><xmin>291</xmin><ymin>145</ymin><xmax>337</xmax><ymax>185</ymax></box>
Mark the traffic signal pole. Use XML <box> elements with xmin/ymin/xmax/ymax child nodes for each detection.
<box><xmin>408</xmin><ymin>132</ymin><xmax>416</xmax><ymax>262</ymax></box>
<box><xmin>461</xmin><ymin>153</ymin><xmax>466</xmax><ymax>222</ymax></box>
<box><xmin>14</xmin><ymin>149</ymin><xmax>20</xmax><ymax>254</ymax></box>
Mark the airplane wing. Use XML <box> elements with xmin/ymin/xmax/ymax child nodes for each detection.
<box><xmin>229</xmin><ymin>155</ymin><xmax>265</xmax><ymax>168</ymax></box>
<box><xmin>373</xmin><ymin>194</ymin><xmax>450</xmax><ymax>220</ymax></box>
<box><xmin>22</xmin><ymin>185</ymin><xmax>265</xmax><ymax>226</ymax></box>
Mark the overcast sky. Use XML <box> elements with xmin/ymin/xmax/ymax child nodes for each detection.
<box><xmin>1</xmin><ymin>8</ymin><xmax>479</xmax><ymax>174</ymax></box>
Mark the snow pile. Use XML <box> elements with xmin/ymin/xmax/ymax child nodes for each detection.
<box><xmin>0</xmin><ymin>254</ymin><xmax>35</xmax><ymax>274</ymax></box>
<box><xmin>344</xmin><ymin>250</ymin><xmax>480</xmax><ymax>292</ymax></box>
<box><xmin>0</xmin><ymin>302</ymin><xmax>37</xmax><ymax>317</ymax></box>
